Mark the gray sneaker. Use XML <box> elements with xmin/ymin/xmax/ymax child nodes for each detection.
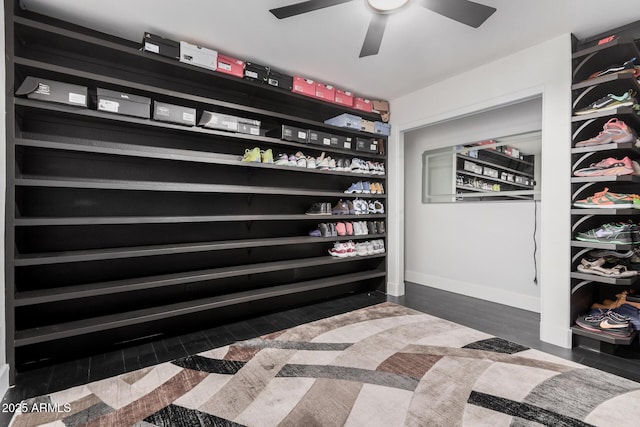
<box><xmin>575</xmin><ymin>223</ymin><xmax>633</xmax><ymax>244</ymax></box>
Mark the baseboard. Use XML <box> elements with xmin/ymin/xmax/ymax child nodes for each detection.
<box><xmin>0</xmin><ymin>364</ymin><xmax>9</xmax><ymax>401</ymax></box>
<box><xmin>405</xmin><ymin>271</ymin><xmax>540</xmax><ymax>313</ymax></box>
<box><xmin>386</xmin><ymin>281</ymin><xmax>404</xmax><ymax>297</ymax></box>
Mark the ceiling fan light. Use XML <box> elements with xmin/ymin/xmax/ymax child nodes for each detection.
<box><xmin>366</xmin><ymin>0</ymin><xmax>410</xmax><ymax>13</ymax></box>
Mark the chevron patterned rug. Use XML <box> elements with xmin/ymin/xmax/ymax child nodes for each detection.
<box><xmin>9</xmin><ymin>302</ymin><xmax>640</xmax><ymax>426</ymax></box>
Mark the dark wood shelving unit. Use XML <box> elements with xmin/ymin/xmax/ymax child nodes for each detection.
<box><xmin>3</xmin><ymin>0</ymin><xmax>389</xmax><ymax>379</ymax></box>
<box><xmin>570</xmin><ymin>31</ymin><xmax>640</xmax><ymax>353</ymax></box>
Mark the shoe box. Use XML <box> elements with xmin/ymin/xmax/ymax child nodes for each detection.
<box><xmin>334</xmin><ymin>90</ymin><xmax>354</xmax><ymax>108</ymax></box>
<box><xmin>500</xmin><ymin>172</ymin><xmax>515</xmax><ymax>182</ymax></box>
<box><xmin>372</xmin><ymin>100</ymin><xmax>390</xmax><ymax>122</ymax></box>
<box><xmin>360</xmin><ymin>119</ymin><xmax>375</xmax><ymax>134</ymax></box>
<box><xmin>354</xmin><ymin>97</ymin><xmax>372</xmax><ymax>113</ymax></box>
<box><xmin>374</xmin><ymin>121</ymin><xmax>390</xmax><ymax>136</ymax></box>
<box><xmin>153</xmin><ymin>101</ymin><xmax>196</xmax><ymax>126</ymax></box>
<box><xmin>142</xmin><ymin>32</ymin><xmax>180</xmax><ymax>60</ymax></box>
<box><xmin>315</xmin><ymin>83</ymin><xmax>335</xmax><ymax>102</ymax></box>
<box><xmin>237</xmin><ymin>117</ymin><xmax>261</xmax><ymax>136</ymax></box>
<box><xmin>179</xmin><ymin>41</ymin><xmax>218</xmax><ymax>71</ymax></box>
<box><xmin>463</xmin><ymin>160</ymin><xmax>483</xmax><ymax>175</ymax></box>
<box><xmin>309</xmin><ymin>130</ymin><xmax>332</xmax><ymax>147</ymax></box>
<box><xmin>244</xmin><ymin>62</ymin><xmax>269</xmax><ymax>83</ymax></box>
<box><xmin>217</xmin><ymin>54</ymin><xmax>245</xmax><ymax>78</ymax></box>
<box><xmin>292</xmin><ymin>77</ymin><xmax>316</xmax><ymax>97</ymax></box>
<box><xmin>515</xmin><ymin>176</ymin><xmax>532</xmax><ymax>186</ymax></box>
<box><xmin>331</xmin><ymin>134</ymin><xmax>354</xmax><ymax>150</ymax></box>
<box><xmin>355</xmin><ymin>137</ymin><xmax>378</xmax><ymax>153</ymax></box>
<box><xmin>267</xmin><ymin>124</ymin><xmax>309</xmax><ymax>143</ymax></box>
<box><xmin>324</xmin><ymin>113</ymin><xmax>362</xmax><ymax>130</ymax></box>
<box><xmin>199</xmin><ymin>110</ymin><xmax>239</xmax><ymax>131</ymax></box>
<box><xmin>482</xmin><ymin>166</ymin><xmax>499</xmax><ymax>179</ymax></box>
<box><xmin>93</xmin><ymin>88</ymin><xmax>151</xmax><ymax>118</ymax></box>
<box><xmin>267</xmin><ymin>69</ymin><xmax>293</xmax><ymax>90</ymax></box>
<box><xmin>16</xmin><ymin>76</ymin><xmax>88</xmax><ymax>108</ymax></box>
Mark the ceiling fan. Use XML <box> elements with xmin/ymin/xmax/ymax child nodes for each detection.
<box><xmin>270</xmin><ymin>0</ymin><xmax>497</xmax><ymax>58</ymax></box>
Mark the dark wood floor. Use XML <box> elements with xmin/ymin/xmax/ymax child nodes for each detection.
<box><xmin>2</xmin><ymin>282</ymin><xmax>639</xmax><ymax>425</ymax></box>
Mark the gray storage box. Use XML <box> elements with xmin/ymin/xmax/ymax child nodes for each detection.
<box><xmin>94</xmin><ymin>88</ymin><xmax>151</xmax><ymax>118</ymax></box>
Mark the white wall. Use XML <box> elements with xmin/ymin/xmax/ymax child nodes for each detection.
<box><xmin>0</xmin><ymin>0</ymin><xmax>9</xmax><ymax>396</ymax></box>
<box><xmin>403</xmin><ymin>99</ymin><xmax>542</xmax><ymax>312</ymax></box>
<box><xmin>387</xmin><ymin>34</ymin><xmax>573</xmax><ymax>348</ymax></box>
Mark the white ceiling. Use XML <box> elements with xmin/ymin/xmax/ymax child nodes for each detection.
<box><xmin>19</xmin><ymin>0</ymin><xmax>640</xmax><ymax>100</ymax></box>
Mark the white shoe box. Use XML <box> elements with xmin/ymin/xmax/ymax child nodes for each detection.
<box><xmin>179</xmin><ymin>41</ymin><xmax>218</xmax><ymax>71</ymax></box>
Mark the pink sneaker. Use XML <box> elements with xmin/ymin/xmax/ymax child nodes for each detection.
<box><xmin>574</xmin><ymin>157</ymin><xmax>634</xmax><ymax>177</ymax></box>
<box><xmin>575</xmin><ymin>119</ymin><xmax>636</xmax><ymax>147</ymax></box>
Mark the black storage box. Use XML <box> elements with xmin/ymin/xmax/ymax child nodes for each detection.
<box><xmin>237</xmin><ymin>118</ymin><xmax>261</xmax><ymax>136</ymax></box>
<box><xmin>267</xmin><ymin>69</ymin><xmax>294</xmax><ymax>90</ymax></box>
<box><xmin>142</xmin><ymin>32</ymin><xmax>180</xmax><ymax>60</ymax></box>
<box><xmin>153</xmin><ymin>101</ymin><xmax>196</xmax><ymax>126</ymax></box>
<box><xmin>355</xmin><ymin>138</ymin><xmax>378</xmax><ymax>153</ymax></box>
<box><xmin>244</xmin><ymin>62</ymin><xmax>269</xmax><ymax>83</ymax></box>
<box><xmin>199</xmin><ymin>111</ymin><xmax>238</xmax><ymax>131</ymax></box>
<box><xmin>93</xmin><ymin>88</ymin><xmax>151</xmax><ymax>118</ymax></box>
<box><xmin>267</xmin><ymin>125</ymin><xmax>308</xmax><ymax>143</ymax></box>
<box><xmin>331</xmin><ymin>135</ymin><xmax>354</xmax><ymax>150</ymax></box>
<box><xmin>308</xmin><ymin>130</ymin><xmax>332</xmax><ymax>147</ymax></box>
<box><xmin>16</xmin><ymin>76</ymin><xmax>88</xmax><ymax>107</ymax></box>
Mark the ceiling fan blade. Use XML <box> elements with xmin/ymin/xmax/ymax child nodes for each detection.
<box><xmin>359</xmin><ymin>13</ymin><xmax>388</xmax><ymax>58</ymax></box>
<box><xmin>416</xmin><ymin>0</ymin><xmax>496</xmax><ymax>28</ymax></box>
<box><xmin>270</xmin><ymin>0</ymin><xmax>355</xmax><ymax>19</ymax></box>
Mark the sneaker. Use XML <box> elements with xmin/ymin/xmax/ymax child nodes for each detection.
<box><xmin>346</xmin><ymin>200</ymin><xmax>356</xmax><ymax>215</ymax></box>
<box><xmin>319</xmin><ymin>223</ymin><xmax>331</xmax><ymax>237</ymax></box>
<box><xmin>574</xmin><ymin>90</ymin><xmax>636</xmax><ymax>115</ymax></box>
<box><xmin>365</xmin><ymin>241</ymin><xmax>375</xmax><ymax>255</ymax></box>
<box><xmin>345</xmin><ymin>182</ymin><xmax>364</xmax><ymax>194</ymax></box>
<box><xmin>355</xmin><ymin>242</ymin><xmax>368</xmax><ymax>256</ymax></box>
<box><xmin>329</xmin><ymin>222</ymin><xmax>337</xmax><ymax>237</ymax></box>
<box><xmin>352</xmin><ymin>199</ymin><xmax>369</xmax><ymax>215</ymax></box>
<box><xmin>288</xmin><ymin>154</ymin><xmax>297</xmax><ymax>166</ymax></box>
<box><xmin>323</xmin><ymin>202</ymin><xmax>332</xmax><ymax>215</ymax></box>
<box><xmin>275</xmin><ymin>153</ymin><xmax>289</xmax><ymax>166</ymax></box>
<box><xmin>336</xmin><ymin>222</ymin><xmax>346</xmax><ymax>236</ymax></box>
<box><xmin>589</xmin><ymin>249</ymin><xmax>634</xmax><ymax>259</ymax></box>
<box><xmin>362</xmin><ymin>182</ymin><xmax>371</xmax><ymax>194</ymax></box>
<box><xmin>261</xmin><ymin>149</ymin><xmax>274</xmax><ymax>164</ymax></box>
<box><xmin>241</xmin><ymin>147</ymin><xmax>261</xmax><ymax>162</ymax></box>
<box><xmin>573</xmin><ymin>157</ymin><xmax>634</xmax><ymax>177</ymax></box>
<box><xmin>295</xmin><ymin>152</ymin><xmax>306</xmax><ymax>167</ymax></box>
<box><xmin>350</xmin><ymin>158</ymin><xmax>364</xmax><ymax>173</ymax></box>
<box><xmin>345</xmin><ymin>240</ymin><xmax>356</xmax><ymax>257</ymax></box>
<box><xmin>575</xmin><ymin>223</ymin><xmax>634</xmax><ymax>244</ymax></box>
<box><xmin>306</xmin><ymin>203</ymin><xmax>331</xmax><ymax>216</ymax></box>
<box><xmin>377</xmin><ymin>220</ymin><xmax>386</xmax><ymax>234</ymax></box>
<box><xmin>317</xmin><ymin>157</ymin><xmax>330</xmax><ymax>170</ymax></box>
<box><xmin>575</xmin><ymin>119</ymin><xmax>636</xmax><ymax>148</ymax></box>
<box><xmin>369</xmin><ymin>200</ymin><xmax>384</xmax><ymax>214</ymax></box>
<box><xmin>588</xmin><ymin>57</ymin><xmax>637</xmax><ymax>80</ymax></box>
<box><xmin>378</xmin><ymin>163</ymin><xmax>386</xmax><ymax>175</ymax></box>
<box><xmin>573</xmin><ymin>188</ymin><xmax>635</xmax><ymax>208</ymax></box>
<box><xmin>327</xmin><ymin>157</ymin><xmax>337</xmax><ymax>170</ymax></box>
<box><xmin>343</xmin><ymin>159</ymin><xmax>351</xmax><ymax>171</ymax></box>
<box><xmin>336</xmin><ymin>159</ymin><xmax>345</xmax><ymax>171</ymax></box>
<box><xmin>367</xmin><ymin>221</ymin><xmax>376</xmax><ymax>235</ymax></box>
<box><xmin>328</xmin><ymin>242</ymin><xmax>349</xmax><ymax>258</ymax></box>
<box><xmin>575</xmin><ymin>311</ymin><xmax>631</xmax><ymax>337</ymax></box>
<box><xmin>306</xmin><ymin>156</ymin><xmax>316</xmax><ymax>169</ymax></box>
<box><xmin>378</xmin><ymin>183</ymin><xmax>385</xmax><ymax>194</ymax></box>
<box><xmin>345</xmin><ymin>222</ymin><xmax>354</xmax><ymax>236</ymax></box>
<box><xmin>331</xmin><ymin>200</ymin><xmax>350</xmax><ymax>215</ymax></box>
<box><xmin>308</xmin><ymin>228</ymin><xmax>321</xmax><ymax>237</ymax></box>
<box><xmin>377</xmin><ymin>239</ymin><xmax>386</xmax><ymax>253</ymax></box>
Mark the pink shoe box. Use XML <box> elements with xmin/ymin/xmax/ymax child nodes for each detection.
<box><xmin>354</xmin><ymin>97</ymin><xmax>372</xmax><ymax>113</ymax></box>
<box><xmin>216</xmin><ymin>54</ymin><xmax>245</xmax><ymax>78</ymax></box>
<box><xmin>292</xmin><ymin>77</ymin><xmax>316</xmax><ymax>97</ymax></box>
<box><xmin>334</xmin><ymin>89</ymin><xmax>354</xmax><ymax>107</ymax></box>
<box><xmin>315</xmin><ymin>83</ymin><xmax>335</xmax><ymax>101</ymax></box>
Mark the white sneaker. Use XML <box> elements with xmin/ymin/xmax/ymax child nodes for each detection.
<box><xmin>306</xmin><ymin>156</ymin><xmax>316</xmax><ymax>169</ymax></box>
<box><xmin>295</xmin><ymin>152</ymin><xmax>306</xmax><ymax>167</ymax></box>
<box><xmin>355</xmin><ymin>242</ymin><xmax>368</xmax><ymax>256</ymax></box>
<box><xmin>366</xmin><ymin>241</ymin><xmax>374</xmax><ymax>255</ymax></box>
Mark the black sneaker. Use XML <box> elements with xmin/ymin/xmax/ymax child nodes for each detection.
<box><xmin>323</xmin><ymin>202</ymin><xmax>332</xmax><ymax>215</ymax></box>
<box><xmin>378</xmin><ymin>220</ymin><xmax>386</xmax><ymax>234</ymax></box>
<box><xmin>368</xmin><ymin>221</ymin><xmax>376</xmax><ymax>235</ymax></box>
<box><xmin>319</xmin><ymin>223</ymin><xmax>330</xmax><ymax>237</ymax></box>
<box><xmin>306</xmin><ymin>203</ymin><xmax>329</xmax><ymax>215</ymax></box>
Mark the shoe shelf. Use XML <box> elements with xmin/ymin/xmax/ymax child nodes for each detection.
<box><xmin>570</xmin><ymin>240</ymin><xmax>638</xmax><ymax>250</ymax></box>
<box><xmin>14</xmin><ymin>268</ymin><xmax>387</xmax><ymax>346</ymax></box>
<box><xmin>14</xmin><ymin>214</ymin><xmax>387</xmax><ymax>227</ymax></box>
<box><xmin>571</xmin><ymin>141</ymin><xmax>640</xmax><ymax>154</ymax></box>
<box><xmin>5</xmin><ymin>4</ymin><xmax>390</xmax><ymax>375</ymax></box>
<box><xmin>14</xmin><ymin>255</ymin><xmax>386</xmax><ymax>307</ymax></box>
<box><xmin>16</xmin><ymin>138</ymin><xmax>386</xmax><ymax>179</ymax></box>
<box><xmin>571</xmin><ymin>326</ymin><xmax>637</xmax><ymax>345</ymax></box>
<box><xmin>14</xmin><ymin>234</ymin><xmax>388</xmax><ymax>267</ymax></box>
<box><xmin>570</xmin><ymin>31</ymin><xmax>640</xmax><ymax>351</ymax></box>
<box><xmin>570</xmin><ymin>272</ymin><xmax>638</xmax><ymax>286</ymax></box>
<box><xmin>12</xmin><ymin>16</ymin><xmax>383</xmax><ymax>123</ymax></box>
<box><xmin>457</xmin><ymin>153</ymin><xmax>534</xmax><ymax>178</ymax></box>
<box><xmin>15</xmin><ymin>97</ymin><xmax>386</xmax><ymax>162</ymax></box>
<box><xmin>456</xmin><ymin>171</ymin><xmax>534</xmax><ymax>189</ymax></box>
<box><xmin>15</xmin><ymin>176</ymin><xmax>388</xmax><ymax>199</ymax></box>
<box><xmin>570</xmin><ymin>175</ymin><xmax>640</xmax><ymax>184</ymax></box>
